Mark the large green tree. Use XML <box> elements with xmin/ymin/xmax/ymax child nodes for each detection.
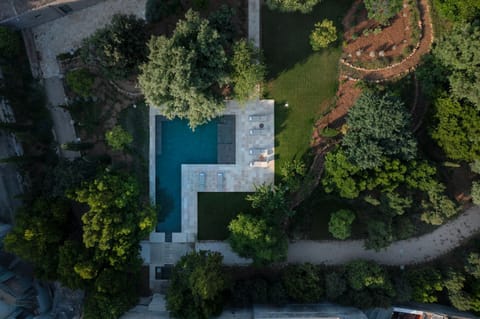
<box><xmin>430</xmin><ymin>96</ymin><xmax>480</xmax><ymax>161</ymax></box>
<box><xmin>139</xmin><ymin>10</ymin><xmax>227</xmax><ymax>130</ymax></box>
<box><xmin>166</xmin><ymin>251</ymin><xmax>229</xmax><ymax>319</ymax></box>
<box><xmin>71</xmin><ymin>172</ymin><xmax>156</xmax><ymax>268</ymax></box>
<box><xmin>230</xmin><ymin>39</ymin><xmax>266</xmax><ymax>103</ymax></box>
<box><xmin>364</xmin><ymin>0</ymin><xmax>403</xmax><ymax>25</ymax></box>
<box><xmin>81</xmin><ymin>14</ymin><xmax>147</xmax><ymax>79</ymax></box>
<box><xmin>265</xmin><ymin>0</ymin><xmax>322</xmax><ymax>13</ymax></box>
<box><xmin>343</xmin><ymin>91</ymin><xmax>417</xmax><ymax>169</ymax></box>
<box><xmin>228</xmin><ymin>214</ymin><xmax>288</xmax><ymax>265</ymax></box>
<box><xmin>434</xmin><ymin>23</ymin><xmax>480</xmax><ymax>109</ymax></box>
<box><xmin>4</xmin><ymin>198</ymin><xmax>70</xmax><ymax>279</ymax></box>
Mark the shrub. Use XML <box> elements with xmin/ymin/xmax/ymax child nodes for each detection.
<box><xmin>208</xmin><ymin>5</ymin><xmax>237</xmax><ymax>45</ymax></box>
<box><xmin>328</xmin><ymin>209</ymin><xmax>355</xmax><ymax>240</ymax></box>
<box><xmin>364</xmin><ymin>0</ymin><xmax>403</xmax><ymax>25</ymax></box>
<box><xmin>471</xmin><ymin>181</ymin><xmax>480</xmax><ymax>205</ymax></box>
<box><xmin>280</xmin><ymin>159</ymin><xmax>306</xmax><ymax>192</ymax></box>
<box><xmin>310</xmin><ymin>19</ymin><xmax>337</xmax><ymax>50</ymax></box>
<box><xmin>321</xmin><ymin>127</ymin><xmax>339</xmax><ymax>138</ymax></box>
<box><xmin>0</xmin><ymin>26</ymin><xmax>21</xmax><ymax>59</ymax></box>
<box><xmin>364</xmin><ymin>219</ymin><xmax>394</xmax><ymax>251</ymax></box>
<box><xmin>407</xmin><ymin>267</ymin><xmax>443</xmax><ymax>303</ymax></box>
<box><xmin>105</xmin><ymin>125</ymin><xmax>133</xmax><ymax>151</ymax></box>
<box><xmin>265</xmin><ymin>0</ymin><xmax>322</xmax><ymax>13</ymax></box>
<box><xmin>325</xmin><ymin>271</ymin><xmax>347</xmax><ymax>300</ymax></box>
<box><xmin>65</xmin><ymin>68</ymin><xmax>95</xmax><ymax>98</ymax></box>
<box><xmin>470</xmin><ymin>160</ymin><xmax>480</xmax><ymax>174</ymax></box>
<box><xmin>282</xmin><ymin>263</ymin><xmax>324</xmax><ymax>302</ymax></box>
<box><xmin>421</xmin><ymin>188</ymin><xmax>458</xmax><ymax>225</ymax></box>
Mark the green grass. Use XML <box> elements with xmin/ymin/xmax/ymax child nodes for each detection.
<box><xmin>197</xmin><ymin>192</ymin><xmax>253</xmax><ymax>240</ymax></box>
<box><xmin>262</xmin><ymin>0</ymin><xmax>353</xmax><ymax>176</ymax></box>
<box><xmin>119</xmin><ymin>102</ymin><xmax>149</xmax><ymax>196</ymax></box>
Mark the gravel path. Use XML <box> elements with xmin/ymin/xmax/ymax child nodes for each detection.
<box><xmin>32</xmin><ymin>0</ymin><xmax>147</xmax><ymax>77</ymax></box>
<box><xmin>200</xmin><ymin>206</ymin><xmax>480</xmax><ymax>265</ymax></box>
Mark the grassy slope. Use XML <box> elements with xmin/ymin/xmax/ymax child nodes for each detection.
<box><xmin>197</xmin><ymin>192</ymin><xmax>253</xmax><ymax>240</ymax></box>
<box><xmin>262</xmin><ymin>0</ymin><xmax>353</xmax><ymax>176</ymax></box>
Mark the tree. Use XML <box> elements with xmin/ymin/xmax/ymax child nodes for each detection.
<box><xmin>323</xmin><ymin>149</ymin><xmax>365</xmax><ymax>199</ymax></box>
<box><xmin>434</xmin><ymin>23</ymin><xmax>480</xmax><ymax>109</ymax></box>
<box><xmin>105</xmin><ymin>125</ymin><xmax>133</xmax><ymax>151</ymax></box>
<box><xmin>265</xmin><ymin>0</ymin><xmax>322</xmax><ymax>13</ymax></box>
<box><xmin>0</xmin><ymin>26</ymin><xmax>21</xmax><ymax>59</ymax></box>
<box><xmin>346</xmin><ymin>260</ymin><xmax>391</xmax><ymax>291</ymax></box>
<box><xmin>433</xmin><ymin>0</ymin><xmax>480</xmax><ymax>22</ymax></box>
<box><xmin>280</xmin><ymin>159</ymin><xmax>307</xmax><ymax>192</ymax></box>
<box><xmin>282</xmin><ymin>263</ymin><xmax>323</xmax><ymax>302</ymax></box>
<box><xmin>407</xmin><ymin>267</ymin><xmax>444</xmax><ymax>303</ymax></box>
<box><xmin>343</xmin><ymin>91</ymin><xmax>417</xmax><ymax>169</ymax></box>
<box><xmin>431</xmin><ymin>96</ymin><xmax>480</xmax><ymax>161</ymax></box>
<box><xmin>228</xmin><ymin>214</ymin><xmax>288</xmax><ymax>265</ymax></box>
<box><xmin>71</xmin><ymin>172</ymin><xmax>156</xmax><ymax>268</ymax></box>
<box><xmin>325</xmin><ymin>271</ymin><xmax>347</xmax><ymax>300</ymax></box>
<box><xmin>166</xmin><ymin>251</ymin><xmax>229</xmax><ymax>319</ymax></box>
<box><xmin>65</xmin><ymin>68</ymin><xmax>95</xmax><ymax>98</ymax></box>
<box><xmin>208</xmin><ymin>5</ymin><xmax>237</xmax><ymax>46</ymax></box>
<box><xmin>364</xmin><ymin>219</ymin><xmax>394</xmax><ymax>251</ymax></box>
<box><xmin>230</xmin><ymin>39</ymin><xmax>266</xmax><ymax>103</ymax></box>
<box><xmin>421</xmin><ymin>188</ymin><xmax>457</xmax><ymax>225</ymax></box>
<box><xmin>465</xmin><ymin>253</ymin><xmax>480</xmax><ymax>279</ymax></box>
<box><xmin>471</xmin><ymin>181</ymin><xmax>480</xmax><ymax>205</ymax></box>
<box><xmin>364</xmin><ymin>0</ymin><xmax>403</xmax><ymax>25</ymax></box>
<box><xmin>246</xmin><ymin>183</ymin><xmax>293</xmax><ymax>223</ymax></box>
<box><xmin>310</xmin><ymin>19</ymin><xmax>337</xmax><ymax>50</ymax></box>
<box><xmin>57</xmin><ymin>240</ymin><xmax>88</xmax><ymax>290</ymax></box>
<box><xmin>3</xmin><ymin>198</ymin><xmax>70</xmax><ymax>280</ymax></box>
<box><xmin>328</xmin><ymin>209</ymin><xmax>355</xmax><ymax>240</ymax></box>
<box><xmin>81</xmin><ymin>14</ymin><xmax>147</xmax><ymax>79</ymax></box>
<box><xmin>139</xmin><ymin>10</ymin><xmax>227</xmax><ymax>130</ymax></box>
<box><xmin>43</xmin><ymin>158</ymin><xmax>97</xmax><ymax>197</ymax></box>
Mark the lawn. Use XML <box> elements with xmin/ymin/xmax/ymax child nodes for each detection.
<box><xmin>262</xmin><ymin>0</ymin><xmax>353</xmax><ymax>176</ymax></box>
<box><xmin>197</xmin><ymin>192</ymin><xmax>253</xmax><ymax>240</ymax></box>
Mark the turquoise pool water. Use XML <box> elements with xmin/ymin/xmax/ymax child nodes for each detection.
<box><xmin>156</xmin><ymin>118</ymin><xmax>218</xmax><ymax>232</ymax></box>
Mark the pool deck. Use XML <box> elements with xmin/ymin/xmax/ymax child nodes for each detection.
<box><xmin>148</xmin><ymin>99</ymin><xmax>275</xmax><ymax>243</ymax></box>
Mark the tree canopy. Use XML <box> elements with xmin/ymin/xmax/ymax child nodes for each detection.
<box><xmin>139</xmin><ymin>10</ymin><xmax>227</xmax><ymax>130</ymax></box>
<box><xmin>265</xmin><ymin>0</ymin><xmax>322</xmax><ymax>13</ymax></box>
<box><xmin>81</xmin><ymin>14</ymin><xmax>147</xmax><ymax>79</ymax></box>
<box><xmin>343</xmin><ymin>91</ymin><xmax>417</xmax><ymax>169</ymax></box>
<box><xmin>105</xmin><ymin>125</ymin><xmax>133</xmax><ymax>151</ymax></box>
<box><xmin>328</xmin><ymin>209</ymin><xmax>356</xmax><ymax>240</ymax></box>
<box><xmin>434</xmin><ymin>23</ymin><xmax>480</xmax><ymax>109</ymax></box>
<box><xmin>230</xmin><ymin>39</ymin><xmax>266</xmax><ymax>103</ymax></box>
<box><xmin>166</xmin><ymin>251</ymin><xmax>229</xmax><ymax>319</ymax></box>
<box><xmin>310</xmin><ymin>19</ymin><xmax>337</xmax><ymax>50</ymax></box>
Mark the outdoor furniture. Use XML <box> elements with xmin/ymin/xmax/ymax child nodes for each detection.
<box><xmin>249</xmin><ymin>148</ymin><xmax>268</xmax><ymax>155</ymax></box>
<box><xmin>248</xmin><ymin>114</ymin><xmax>267</xmax><ymax>122</ymax></box>
<box><xmin>249</xmin><ymin>128</ymin><xmax>266</xmax><ymax>135</ymax></box>
<box><xmin>249</xmin><ymin>160</ymin><xmax>269</xmax><ymax>168</ymax></box>
<box><xmin>217</xmin><ymin>172</ymin><xmax>224</xmax><ymax>191</ymax></box>
<box><xmin>198</xmin><ymin>172</ymin><xmax>206</xmax><ymax>191</ymax></box>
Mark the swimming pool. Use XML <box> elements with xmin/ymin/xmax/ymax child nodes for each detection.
<box><xmin>155</xmin><ymin>118</ymin><xmax>218</xmax><ymax>232</ymax></box>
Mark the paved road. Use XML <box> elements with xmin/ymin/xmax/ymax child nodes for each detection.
<box><xmin>200</xmin><ymin>205</ymin><xmax>480</xmax><ymax>265</ymax></box>
<box><xmin>44</xmin><ymin>77</ymin><xmax>79</xmax><ymax>159</ymax></box>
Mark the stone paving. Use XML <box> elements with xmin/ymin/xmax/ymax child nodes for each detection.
<box><xmin>32</xmin><ymin>0</ymin><xmax>147</xmax><ymax>77</ymax></box>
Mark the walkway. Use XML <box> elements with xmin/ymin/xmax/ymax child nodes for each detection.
<box><xmin>341</xmin><ymin>0</ymin><xmax>434</xmax><ymax>81</ymax></box>
<box><xmin>204</xmin><ymin>205</ymin><xmax>480</xmax><ymax>265</ymax></box>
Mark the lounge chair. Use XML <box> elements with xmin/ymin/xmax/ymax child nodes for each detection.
<box><xmin>248</xmin><ymin>114</ymin><xmax>267</xmax><ymax>122</ymax></box>
<box><xmin>249</xmin><ymin>160</ymin><xmax>269</xmax><ymax>168</ymax></box>
<box><xmin>198</xmin><ymin>172</ymin><xmax>206</xmax><ymax>191</ymax></box>
<box><xmin>249</xmin><ymin>128</ymin><xmax>266</xmax><ymax>135</ymax></box>
<box><xmin>217</xmin><ymin>172</ymin><xmax>224</xmax><ymax>191</ymax></box>
<box><xmin>249</xmin><ymin>148</ymin><xmax>268</xmax><ymax>155</ymax></box>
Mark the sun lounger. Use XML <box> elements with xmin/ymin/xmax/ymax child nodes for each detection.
<box><xmin>198</xmin><ymin>172</ymin><xmax>206</xmax><ymax>191</ymax></box>
<box><xmin>217</xmin><ymin>172</ymin><xmax>224</xmax><ymax>191</ymax></box>
<box><xmin>249</xmin><ymin>128</ymin><xmax>266</xmax><ymax>135</ymax></box>
<box><xmin>249</xmin><ymin>148</ymin><xmax>268</xmax><ymax>155</ymax></box>
<box><xmin>249</xmin><ymin>160</ymin><xmax>269</xmax><ymax>168</ymax></box>
<box><xmin>248</xmin><ymin>114</ymin><xmax>267</xmax><ymax>122</ymax></box>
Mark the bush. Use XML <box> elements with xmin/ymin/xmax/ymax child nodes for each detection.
<box><xmin>321</xmin><ymin>127</ymin><xmax>339</xmax><ymax>138</ymax></box>
<box><xmin>0</xmin><ymin>26</ymin><xmax>21</xmax><ymax>59</ymax></box>
<box><xmin>208</xmin><ymin>5</ymin><xmax>237</xmax><ymax>45</ymax></box>
<box><xmin>105</xmin><ymin>125</ymin><xmax>133</xmax><ymax>151</ymax></box>
<box><xmin>65</xmin><ymin>68</ymin><xmax>95</xmax><ymax>98</ymax></box>
<box><xmin>325</xmin><ymin>271</ymin><xmax>347</xmax><ymax>300</ymax></box>
<box><xmin>365</xmin><ymin>219</ymin><xmax>394</xmax><ymax>251</ymax></box>
<box><xmin>265</xmin><ymin>0</ymin><xmax>322</xmax><ymax>13</ymax></box>
<box><xmin>328</xmin><ymin>209</ymin><xmax>355</xmax><ymax>240</ymax></box>
<box><xmin>310</xmin><ymin>19</ymin><xmax>337</xmax><ymax>50</ymax></box>
<box><xmin>364</xmin><ymin>0</ymin><xmax>403</xmax><ymax>25</ymax></box>
<box><xmin>471</xmin><ymin>181</ymin><xmax>480</xmax><ymax>205</ymax></box>
<box><xmin>470</xmin><ymin>160</ymin><xmax>480</xmax><ymax>174</ymax></box>
<box><xmin>282</xmin><ymin>263</ymin><xmax>324</xmax><ymax>302</ymax></box>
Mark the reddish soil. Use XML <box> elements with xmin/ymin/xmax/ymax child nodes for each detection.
<box><xmin>341</xmin><ymin>0</ymin><xmax>434</xmax><ymax>81</ymax></box>
<box><xmin>343</xmin><ymin>0</ymin><xmax>414</xmax><ymax>67</ymax></box>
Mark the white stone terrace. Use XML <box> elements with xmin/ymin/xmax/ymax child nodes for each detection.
<box><xmin>148</xmin><ymin>99</ymin><xmax>275</xmax><ymax>244</ymax></box>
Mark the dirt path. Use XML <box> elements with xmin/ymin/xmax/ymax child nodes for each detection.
<box><xmin>341</xmin><ymin>0</ymin><xmax>434</xmax><ymax>81</ymax></box>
